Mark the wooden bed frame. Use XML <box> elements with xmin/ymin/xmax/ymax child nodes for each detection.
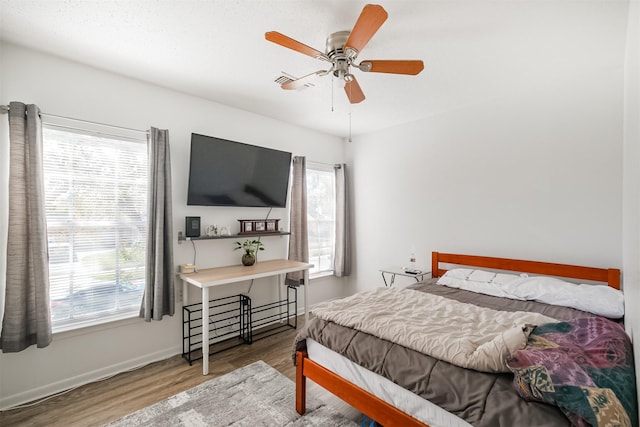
<box><xmin>295</xmin><ymin>251</ymin><xmax>621</xmax><ymax>426</ymax></box>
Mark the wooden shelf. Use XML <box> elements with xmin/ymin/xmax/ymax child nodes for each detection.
<box><xmin>178</xmin><ymin>231</ymin><xmax>290</xmax><ymax>243</ymax></box>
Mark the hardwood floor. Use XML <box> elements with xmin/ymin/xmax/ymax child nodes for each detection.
<box><xmin>0</xmin><ymin>317</ymin><xmax>361</xmax><ymax>426</ymax></box>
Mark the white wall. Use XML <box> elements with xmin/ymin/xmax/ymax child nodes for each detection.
<box><xmin>347</xmin><ymin>69</ymin><xmax>623</xmax><ymax>290</ymax></box>
<box><xmin>622</xmin><ymin>0</ymin><xmax>640</xmax><ymax>413</ymax></box>
<box><xmin>0</xmin><ymin>42</ymin><xmax>347</xmax><ymax>408</ymax></box>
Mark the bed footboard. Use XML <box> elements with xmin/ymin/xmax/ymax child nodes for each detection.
<box><xmin>295</xmin><ymin>350</ymin><xmax>428</xmax><ymax>427</ymax></box>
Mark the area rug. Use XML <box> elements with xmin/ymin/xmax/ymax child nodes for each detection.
<box><xmin>105</xmin><ymin>360</ymin><xmax>358</xmax><ymax>426</ymax></box>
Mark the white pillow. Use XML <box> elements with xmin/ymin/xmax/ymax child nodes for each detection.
<box><xmin>436</xmin><ymin>268</ymin><xmax>523</xmax><ymax>299</ymax></box>
<box><xmin>436</xmin><ymin>268</ymin><xmax>625</xmax><ymax>318</ymax></box>
<box><xmin>502</xmin><ymin>276</ymin><xmax>625</xmax><ymax>319</ymax></box>
<box><xmin>436</xmin><ymin>268</ymin><xmax>473</xmax><ymax>281</ymax></box>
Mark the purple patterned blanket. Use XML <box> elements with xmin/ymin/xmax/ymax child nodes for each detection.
<box><xmin>506</xmin><ymin>317</ymin><xmax>638</xmax><ymax>427</ymax></box>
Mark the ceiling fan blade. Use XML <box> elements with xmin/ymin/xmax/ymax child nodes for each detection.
<box><xmin>359</xmin><ymin>60</ymin><xmax>424</xmax><ymax>75</ymax></box>
<box><xmin>344</xmin><ymin>4</ymin><xmax>388</xmax><ymax>54</ymax></box>
<box><xmin>281</xmin><ymin>70</ymin><xmax>328</xmax><ymax>90</ymax></box>
<box><xmin>265</xmin><ymin>31</ymin><xmax>329</xmax><ymax>61</ymax></box>
<box><xmin>344</xmin><ymin>77</ymin><xmax>365</xmax><ymax>104</ymax></box>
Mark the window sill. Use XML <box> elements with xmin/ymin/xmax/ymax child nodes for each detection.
<box><xmin>52</xmin><ymin>311</ymin><xmax>141</xmax><ymax>339</ymax></box>
<box><xmin>310</xmin><ymin>271</ymin><xmax>334</xmax><ymax>280</ymax></box>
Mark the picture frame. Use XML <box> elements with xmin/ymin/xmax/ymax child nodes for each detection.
<box><xmin>238</xmin><ymin>219</ymin><xmax>281</xmax><ymax>234</ymax></box>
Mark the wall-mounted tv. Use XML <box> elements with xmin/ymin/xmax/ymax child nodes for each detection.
<box><xmin>187</xmin><ymin>133</ymin><xmax>292</xmax><ymax>208</ymax></box>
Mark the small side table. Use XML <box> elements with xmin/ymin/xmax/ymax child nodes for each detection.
<box><xmin>379</xmin><ymin>266</ymin><xmax>431</xmax><ymax>287</ymax></box>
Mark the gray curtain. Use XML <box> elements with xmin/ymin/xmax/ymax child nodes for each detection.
<box><xmin>286</xmin><ymin>156</ymin><xmax>309</xmax><ymax>287</ymax></box>
<box><xmin>140</xmin><ymin>127</ymin><xmax>175</xmax><ymax>321</ymax></box>
<box><xmin>1</xmin><ymin>102</ymin><xmax>52</xmax><ymax>352</ymax></box>
<box><xmin>334</xmin><ymin>164</ymin><xmax>351</xmax><ymax>277</ymax></box>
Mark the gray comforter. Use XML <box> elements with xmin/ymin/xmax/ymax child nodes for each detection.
<box><xmin>294</xmin><ymin>279</ymin><xmax>603</xmax><ymax>427</ymax></box>
<box><xmin>311</xmin><ymin>287</ymin><xmax>556</xmax><ymax>372</ymax></box>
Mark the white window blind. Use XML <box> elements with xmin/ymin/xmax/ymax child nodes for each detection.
<box><xmin>306</xmin><ymin>164</ymin><xmax>336</xmax><ymax>276</ymax></box>
<box><xmin>43</xmin><ymin>126</ymin><xmax>148</xmax><ymax>331</ymax></box>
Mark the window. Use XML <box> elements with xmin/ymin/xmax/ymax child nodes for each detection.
<box><xmin>43</xmin><ymin>125</ymin><xmax>148</xmax><ymax>331</ymax></box>
<box><xmin>306</xmin><ymin>164</ymin><xmax>335</xmax><ymax>276</ymax></box>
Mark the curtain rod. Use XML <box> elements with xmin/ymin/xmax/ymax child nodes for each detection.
<box><xmin>0</xmin><ymin>104</ymin><xmax>149</xmax><ymax>135</ymax></box>
<box><xmin>307</xmin><ymin>159</ymin><xmax>343</xmax><ymax>169</ymax></box>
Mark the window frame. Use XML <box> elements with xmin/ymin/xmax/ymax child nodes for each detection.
<box><xmin>305</xmin><ymin>162</ymin><xmax>336</xmax><ymax>278</ymax></box>
<box><xmin>42</xmin><ymin>119</ymin><xmax>148</xmax><ymax>333</ymax></box>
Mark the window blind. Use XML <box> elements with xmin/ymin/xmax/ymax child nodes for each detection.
<box><xmin>42</xmin><ymin>126</ymin><xmax>148</xmax><ymax>331</ymax></box>
<box><xmin>306</xmin><ymin>165</ymin><xmax>336</xmax><ymax>275</ymax></box>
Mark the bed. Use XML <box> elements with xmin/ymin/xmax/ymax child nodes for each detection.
<box><xmin>293</xmin><ymin>252</ymin><xmax>637</xmax><ymax>427</ymax></box>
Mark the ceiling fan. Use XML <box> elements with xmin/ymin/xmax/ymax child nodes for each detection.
<box><xmin>265</xmin><ymin>4</ymin><xmax>424</xmax><ymax>104</ymax></box>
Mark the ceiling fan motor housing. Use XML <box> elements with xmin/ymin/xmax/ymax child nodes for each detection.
<box><xmin>325</xmin><ymin>31</ymin><xmax>352</xmax><ymax>58</ymax></box>
<box><xmin>326</xmin><ymin>31</ymin><xmax>358</xmax><ymax>80</ymax></box>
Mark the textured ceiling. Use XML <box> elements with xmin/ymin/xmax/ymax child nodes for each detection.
<box><xmin>0</xmin><ymin>0</ymin><xmax>630</xmax><ymax>139</ymax></box>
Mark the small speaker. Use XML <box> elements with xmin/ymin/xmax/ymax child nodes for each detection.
<box><xmin>185</xmin><ymin>216</ymin><xmax>201</xmax><ymax>238</ymax></box>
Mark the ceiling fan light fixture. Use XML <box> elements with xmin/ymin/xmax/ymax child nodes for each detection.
<box><xmin>332</xmin><ymin>58</ymin><xmax>351</xmax><ymax>81</ymax></box>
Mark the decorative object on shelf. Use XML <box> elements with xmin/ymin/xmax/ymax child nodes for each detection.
<box><xmin>405</xmin><ymin>247</ymin><xmax>421</xmax><ymax>274</ymax></box>
<box><xmin>238</xmin><ymin>219</ymin><xmax>280</xmax><ymax>235</ymax></box>
<box><xmin>205</xmin><ymin>224</ymin><xmax>218</xmax><ymax>237</ymax></box>
<box><xmin>235</xmin><ymin>239</ymin><xmax>265</xmax><ymax>266</ymax></box>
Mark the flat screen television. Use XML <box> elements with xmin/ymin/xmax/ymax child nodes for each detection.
<box><xmin>187</xmin><ymin>133</ymin><xmax>292</xmax><ymax>207</ymax></box>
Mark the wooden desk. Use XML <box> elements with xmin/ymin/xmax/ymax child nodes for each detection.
<box><xmin>179</xmin><ymin>259</ymin><xmax>313</xmax><ymax>375</ymax></box>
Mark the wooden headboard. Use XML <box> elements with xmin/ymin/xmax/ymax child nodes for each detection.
<box><xmin>431</xmin><ymin>251</ymin><xmax>621</xmax><ymax>290</ymax></box>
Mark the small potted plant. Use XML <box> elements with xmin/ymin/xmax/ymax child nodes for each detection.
<box><xmin>234</xmin><ymin>239</ymin><xmax>265</xmax><ymax>266</ymax></box>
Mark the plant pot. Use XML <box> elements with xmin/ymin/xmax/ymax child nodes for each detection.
<box><xmin>242</xmin><ymin>253</ymin><xmax>256</xmax><ymax>266</ymax></box>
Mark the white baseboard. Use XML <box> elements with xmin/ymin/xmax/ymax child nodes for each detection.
<box><xmin>1</xmin><ymin>310</ymin><xmax>309</xmax><ymax>410</ymax></box>
<box><xmin>0</xmin><ymin>345</ymin><xmax>181</xmax><ymax>411</ymax></box>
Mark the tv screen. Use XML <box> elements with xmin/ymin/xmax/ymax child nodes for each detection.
<box><xmin>187</xmin><ymin>133</ymin><xmax>292</xmax><ymax>207</ymax></box>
